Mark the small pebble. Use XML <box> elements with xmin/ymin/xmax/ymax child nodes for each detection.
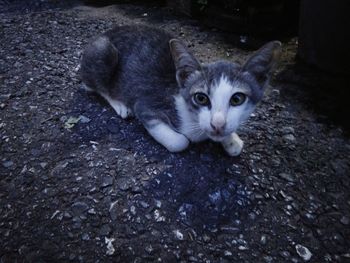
<box><xmin>283</xmin><ymin>134</ymin><xmax>296</xmax><ymax>142</ymax></box>
<box><xmin>224</xmin><ymin>250</ymin><xmax>232</xmax><ymax>257</ymax></box>
<box><xmin>238</xmin><ymin>245</ymin><xmax>248</xmax><ymax>250</ymax></box>
<box><xmin>279</xmin><ymin>173</ymin><xmax>295</xmax><ymax>182</ymax></box>
<box><xmin>105</xmin><ymin>237</ymin><xmax>115</xmax><ymax>255</ymax></box>
<box><xmin>139</xmin><ymin>201</ymin><xmax>149</xmax><ymax>208</ymax></box>
<box><xmin>145</xmin><ymin>244</ymin><xmax>153</xmax><ymax>254</ymax></box>
<box><xmin>340</xmin><ymin>216</ymin><xmax>349</xmax><ymax>225</ymax></box>
<box><xmin>173</xmin><ymin>229</ymin><xmax>184</xmax><ymax>240</ymax></box>
<box><xmin>101</xmin><ymin>176</ymin><xmax>113</xmax><ymax>188</ymax></box>
<box><xmin>71</xmin><ymin>201</ymin><xmax>89</xmax><ymax>216</ymax></box>
<box><xmin>2</xmin><ymin>160</ymin><xmax>13</xmax><ymax>168</ymax></box>
<box><xmin>281</xmin><ymin>126</ymin><xmax>295</xmax><ymax>135</ymax></box>
<box><xmin>39</xmin><ymin>162</ymin><xmax>48</xmax><ymax>169</ymax></box>
<box><xmin>295</xmin><ymin>244</ymin><xmax>312</xmax><ymax>261</ymax></box>
<box><xmin>82</xmin><ymin>233</ymin><xmax>90</xmax><ymax>241</ymax></box>
<box><xmin>79</xmin><ymin>115</ymin><xmax>90</xmax><ymax>123</ymax></box>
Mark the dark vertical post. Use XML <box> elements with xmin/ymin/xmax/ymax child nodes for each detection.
<box><xmin>297</xmin><ymin>0</ymin><xmax>349</xmax><ymax>76</ymax></box>
<box><xmin>166</xmin><ymin>0</ymin><xmax>192</xmax><ymax>16</ymax></box>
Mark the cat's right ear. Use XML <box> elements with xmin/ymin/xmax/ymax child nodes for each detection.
<box><xmin>242</xmin><ymin>41</ymin><xmax>281</xmax><ymax>86</ymax></box>
<box><xmin>169</xmin><ymin>39</ymin><xmax>201</xmax><ymax>87</ymax></box>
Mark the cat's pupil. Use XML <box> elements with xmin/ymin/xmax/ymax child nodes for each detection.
<box><xmin>230</xmin><ymin>93</ymin><xmax>246</xmax><ymax>106</ymax></box>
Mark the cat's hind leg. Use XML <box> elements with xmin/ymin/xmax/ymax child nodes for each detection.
<box><xmin>100</xmin><ymin>93</ymin><xmax>133</xmax><ymax>119</ymax></box>
<box><xmin>80</xmin><ymin>36</ymin><xmax>118</xmax><ymax>93</ymax></box>
<box><xmin>81</xmin><ymin>37</ymin><xmax>133</xmax><ymax>119</ymax></box>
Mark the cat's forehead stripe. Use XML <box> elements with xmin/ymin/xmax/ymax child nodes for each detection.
<box><xmin>212</xmin><ymin>74</ymin><xmax>251</xmax><ymax>96</ymax></box>
<box><xmin>210</xmin><ymin>75</ymin><xmax>233</xmax><ymax>111</ymax></box>
<box><xmin>214</xmin><ymin>75</ymin><xmax>233</xmax><ymax>92</ymax></box>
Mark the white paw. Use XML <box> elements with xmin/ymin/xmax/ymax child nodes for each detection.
<box><xmin>222</xmin><ymin>133</ymin><xmax>244</xmax><ymax>156</ymax></box>
<box><xmin>147</xmin><ymin>122</ymin><xmax>189</xmax><ymax>152</ymax></box>
<box><xmin>107</xmin><ymin>99</ymin><xmax>132</xmax><ymax>119</ymax></box>
<box><xmin>99</xmin><ymin>93</ymin><xmax>133</xmax><ymax>119</ymax></box>
<box><xmin>113</xmin><ymin>102</ymin><xmax>132</xmax><ymax>119</ymax></box>
<box><xmin>165</xmin><ymin>134</ymin><xmax>189</xmax><ymax>152</ymax></box>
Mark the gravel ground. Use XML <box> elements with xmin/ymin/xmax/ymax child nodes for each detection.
<box><xmin>1</xmin><ymin>1</ymin><xmax>349</xmax><ymax>262</ymax></box>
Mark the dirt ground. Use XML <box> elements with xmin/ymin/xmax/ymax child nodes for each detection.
<box><xmin>0</xmin><ymin>1</ymin><xmax>349</xmax><ymax>262</ymax></box>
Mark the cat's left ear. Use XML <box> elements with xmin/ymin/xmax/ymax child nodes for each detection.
<box><xmin>243</xmin><ymin>41</ymin><xmax>282</xmax><ymax>85</ymax></box>
<box><xmin>169</xmin><ymin>39</ymin><xmax>201</xmax><ymax>87</ymax></box>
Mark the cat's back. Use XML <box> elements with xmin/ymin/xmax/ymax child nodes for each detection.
<box><xmin>104</xmin><ymin>25</ymin><xmax>175</xmax><ymax>75</ymax></box>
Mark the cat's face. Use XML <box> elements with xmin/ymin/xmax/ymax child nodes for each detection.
<box><xmin>182</xmin><ymin>65</ymin><xmax>258</xmax><ymax>141</ymax></box>
<box><xmin>170</xmin><ymin>39</ymin><xmax>281</xmax><ymax>141</ymax></box>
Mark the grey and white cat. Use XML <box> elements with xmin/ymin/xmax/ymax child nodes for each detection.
<box><xmin>80</xmin><ymin>25</ymin><xmax>281</xmax><ymax>156</ymax></box>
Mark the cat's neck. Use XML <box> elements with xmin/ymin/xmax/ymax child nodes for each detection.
<box><xmin>174</xmin><ymin>94</ymin><xmax>208</xmax><ymax>142</ymax></box>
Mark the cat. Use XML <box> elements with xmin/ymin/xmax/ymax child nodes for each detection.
<box><xmin>80</xmin><ymin>25</ymin><xmax>281</xmax><ymax>156</ymax></box>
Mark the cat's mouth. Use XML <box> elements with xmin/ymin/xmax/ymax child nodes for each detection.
<box><xmin>208</xmin><ymin>133</ymin><xmax>226</xmax><ymax>142</ymax></box>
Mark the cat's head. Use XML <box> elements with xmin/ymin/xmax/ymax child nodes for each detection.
<box><xmin>169</xmin><ymin>39</ymin><xmax>281</xmax><ymax>142</ymax></box>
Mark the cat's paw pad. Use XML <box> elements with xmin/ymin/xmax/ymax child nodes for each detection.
<box><xmin>222</xmin><ymin>133</ymin><xmax>244</xmax><ymax>156</ymax></box>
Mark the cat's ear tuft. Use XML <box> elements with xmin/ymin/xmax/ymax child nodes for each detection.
<box><xmin>243</xmin><ymin>41</ymin><xmax>282</xmax><ymax>85</ymax></box>
<box><xmin>169</xmin><ymin>39</ymin><xmax>201</xmax><ymax>87</ymax></box>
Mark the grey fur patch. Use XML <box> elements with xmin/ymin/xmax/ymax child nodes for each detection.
<box><xmin>80</xmin><ymin>36</ymin><xmax>118</xmax><ymax>94</ymax></box>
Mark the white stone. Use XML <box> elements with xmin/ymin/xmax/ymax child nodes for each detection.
<box><xmin>295</xmin><ymin>244</ymin><xmax>312</xmax><ymax>261</ymax></box>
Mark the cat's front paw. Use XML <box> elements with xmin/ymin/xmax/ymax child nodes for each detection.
<box><xmin>164</xmin><ymin>135</ymin><xmax>189</xmax><ymax>153</ymax></box>
<box><xmin>222</xmin><ymin>133</ymin><xmax>244</xmax><ymax>156</ymax></box>
<box><xmin>146</xmin><ymin>122</ymin><xmax>189</xmax><ymax>153</ymax></box>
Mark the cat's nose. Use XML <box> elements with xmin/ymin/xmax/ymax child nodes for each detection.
<box><xmin>210</xmin><ymin>122</ymin><xmax>224</xmax><ymax>133</ymax></box>
<box><xmin>210</xmin><ymin>112</ymin><xmax>226</xmax><ymax>133</ymax></box>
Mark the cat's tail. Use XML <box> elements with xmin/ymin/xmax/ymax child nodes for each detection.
<box><xmin>80</xmin><ymin>36</ymin><xmax>118</xmax><ymax>93</ymax></box>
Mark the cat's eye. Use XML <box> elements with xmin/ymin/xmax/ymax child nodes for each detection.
<box><xmin>230</xmin><ymin>92</ymin><xmax>246</xmax><ymax>106</ymax></box>
<box><xmin>193</xmin><ymin>93</ymin><xmax>210</xmax><ymax>106</ymax></box>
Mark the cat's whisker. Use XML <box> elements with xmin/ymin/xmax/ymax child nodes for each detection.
<box><xmin>182</xmin><ymin>124</ymin><xmax>205</xmax><ymax>137</ymax></box>
<box><xmin>184</xmin><ymin>126</ymin><xmax>201</xmax><ymax>132</ymax></box>
<box><xmin>182</xmin><ymin>123</ymin><xmax>201</xmax><ymax>132</ymax></box>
